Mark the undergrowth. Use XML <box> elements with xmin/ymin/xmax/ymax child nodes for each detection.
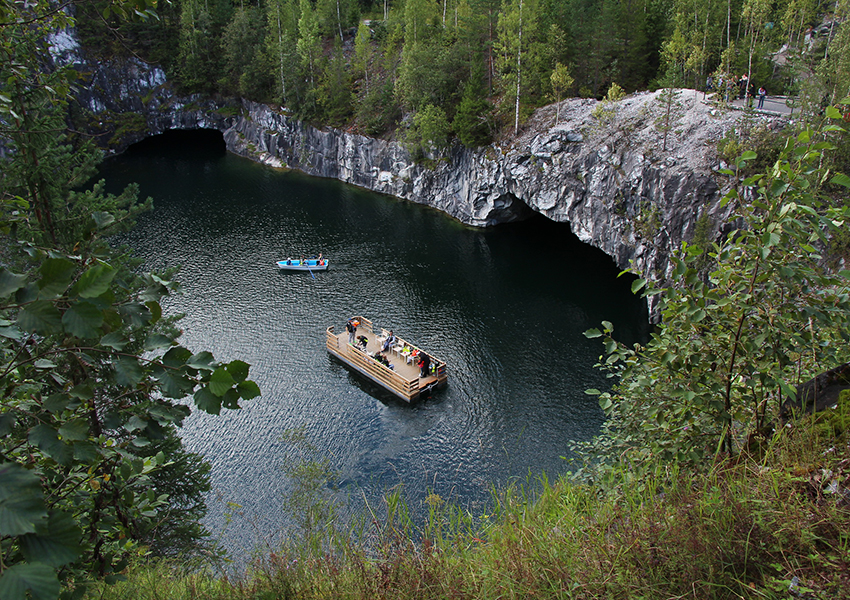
<box><xmin>85</xmin><ymin>391</ymin><xmax>850</xmax><ymax>600</ymax></box>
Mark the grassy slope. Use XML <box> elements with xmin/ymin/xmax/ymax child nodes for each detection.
<box><xmin>83</xmin><ymin>392</ymin><xmax>850</xmax><ymax>600</ymax></box>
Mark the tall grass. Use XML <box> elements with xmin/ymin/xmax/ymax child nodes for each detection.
<box><xmin>86</xmin><ymin>392</ymin><xmax>850</xmax><ymax>600</ymax></box>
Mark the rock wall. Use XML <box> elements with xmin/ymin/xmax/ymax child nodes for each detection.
<box><xmin>68</xmin><ymin>51</ymin><xmax>785</xmax><ymax>320</ymax></box>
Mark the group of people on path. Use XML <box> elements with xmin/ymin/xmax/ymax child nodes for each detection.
<box><xmin>705</xmin><ymin>73</ymin><xmax>767</xmax><ymax>109</ymax></box>
<box><xmin>345</xmin><ymin>318</ymin><xmax>433</xmax><ymax>377</ymax></box>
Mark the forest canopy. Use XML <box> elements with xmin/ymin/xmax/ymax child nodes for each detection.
<box><xmin>77</xmin><ymin>0</ymin><xmax>850</xmax><ymax>147</ymax></box>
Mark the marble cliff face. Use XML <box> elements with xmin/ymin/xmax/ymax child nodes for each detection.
<box><xmin>68</xmin><ymin>48</ymin><xmax>784</xmax><ymax>319</ymax></box>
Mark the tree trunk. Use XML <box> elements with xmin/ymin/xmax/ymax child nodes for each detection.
<box><xmin>515</xmin><ymin>0</ymin><xmax>523</xmax><ymax>133</ymax></box>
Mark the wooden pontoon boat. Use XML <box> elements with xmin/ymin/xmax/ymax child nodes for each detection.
<box><xmin>326</xmin><ymin>316</ymin><xmax>448</xmax><ymax>403</ymax></box>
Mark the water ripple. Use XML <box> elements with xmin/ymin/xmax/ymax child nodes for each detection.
<box><xmin>102</xmin><ymin>132</ymin><xmax>648</xmax><ymax>557</ymax></box>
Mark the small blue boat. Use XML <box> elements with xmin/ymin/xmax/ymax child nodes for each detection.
<box><xmin>276</xmin><ymin>257</ymin><xmax>329</xmax><ymax>271</ymax></box>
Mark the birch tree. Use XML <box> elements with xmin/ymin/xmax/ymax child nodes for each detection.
<box><xmin>297</xmin><ymin>0</ymin><xmax>321</xmax><ymax>88</ymax></box>
<box><xmin>495</xmin><ymin>0</ymin><xmax>539</xmax><ymax>133</ymax></box>
<box><xmin>266</xmin><ymin>0</ymin><xmax>300</xmax><ymax>106</ymax></box>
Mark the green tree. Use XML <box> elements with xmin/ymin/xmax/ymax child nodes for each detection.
<box><xmin>317</xmin><ymin>47</ymin><xmax>355</xmax><ymax>126</ymax></box>
<box><xmin>354</xmin><ymin>19</ymin><xmax>373</xmax><ymax>89</ymax></box>
<box><xmin>404</xmin><ymin>0</ymin><xmax>440</xmax><ymax>44</ymax></box>
<box><xmin>407</xmin><ymin>103</ymin><xmax>451</xmax><ymax>158</ymax></box>
<box><xmin>396</xmin><ymin>41</ymin><xmax>465</xmax><ymax>111</ymax></box>
<box><xmin>177</xmin><ymin>0</ymin><xmax>222</xmax><ymax>94</ymax></box>
<box><xmin>357</xmin><ymin>78</ymin><xmax>402</xmax><ymax>136</ymax></box>
<box><xmin>453</xmin><ymin>74</ymin><xmax>493</xmax><ymax>147</ymax></box>
<box><xmin>495</xmin><ymin>0</ymin><xmax>540</xmax><ymax>132</ymax></box>
<box><xmin>550</xmin><ymin>61</ymin><xmax>574</xmax><ymax>125</ymax></box>
<box><xmin>0</xmin><ymin>2</ymin><xmax>260</xmax><ymax>598</ymax></box>
<box><xmin>584</xmin><ymin>110</ymin><xmax>850</xmax><ymax>479</ymax></box>
<box><xmin>266</xmin><ymin>0</ymin><xmax>301</xmax><ymax>106</ymax></box>
<box><xmin>221</xmin><ymin>7</ymin><xmax>271</xmax><ymax>98</ymax></box>
<box><xmin>297</xmin><ymin>0</ymin><xmax>322</xmax><ymax>89</ymax></box>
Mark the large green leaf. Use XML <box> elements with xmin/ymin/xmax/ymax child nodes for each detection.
<box><xmin>119</xmin><ymin>302</ymin><xmax>151</xmax><ymax>328</ymax></box>
<box><xmin>0</xmin><ymin>562</ymin><xmax>60</xmax><ymax>600</ymax></box>
<box><xmin>830</xmin><ymin>173</ymin><xmax>850</xmax><ymax>188</ymax></box>
<box><xmin>226</xmin><ymin>360</ymin><xmax>250</xmax><ymax>383</ymax></box>
<box><xmin>0</xmin><ymin>324</ymin><xmax>24</xmax><ymax>340</ymax></box>
<box><xmin>115</xmin><ymin>357</ymin><xmax>144</xmax><ymax>387</ymax></box>
<box><xmin>28</xmin><ymin>425</ymin><xmax>73</xmax><ymax>465</ymax></box>
<box><xmin>43</xmin><ymin>393</ymin><xmax>80</xmax><ymax>414</ymax></box>
<box><xmin>0</xmin><ymin>268</ymin><xmax>27</xmax><ymax>297</ymax></box>
<box><xmin>162</xmin><ymin>346</ymin><xmax>192</xmax><ymax>368</ymax></box>
<box><xmin>154</xmin><ymin>369</ymin><xmax>194</xmax><ymax>398</ymax></box>
<box><xmin>237</xmin><ymin>380</ymin><xmax>261</xmax><ymax>400</ymax></box>
<box><xmin>20</xmin><ymin>510</ymin><xmax>82</xmax><ymax>568</ymax></box>
<box><xmin>71</xmin><ymin>262</ymin><xmax>116</xmax><ymax>298</ymax></box>
<box><xmin>209</xmin><ymin>367</ymin><xmax>236</xmax><ymax>397</ymax></box>
<box><xmin>58</xmin><ymin>419</ymin><xmax>89</xmax><ymax>441</ymax></box>
<box><xmin>193</xmin><ymin>387</ymin><xmax>221</xmax><ymax>415</ymax></box>
<box><xmin>144</xmin><ymin>333</ymin><xmax>173</xmax><ymax>351</ymax></box>
<box><xmin>186</xmin><ymin>351</ymin><xmax>216</xmax><ymax>371</ymax></box>
<box><xmin>62</xmin><ymin>300</ymin><xmax>103</xmax><ymax>339</ymax></box>
<box><xmin>0</xmin><ymin>412</ymin><xmax>16</xmax><ymax>435</ymax></box>
<box><xmin>37</xmin><ymin>258</ymin><xmax>75</xmax><ymax>299</ymax></box>
<box><xmin>73</xmin><ymin>441</ymin><xmax>100</xmax><ymax>462</ymax></box>
<box><xmin>17</xmin><ymin>301</ymin><xmax>62</xmax><ymax>335</ymax></box>
<box><xmin>222</xmin><ymin>388</ymin><xmax>241</xmax><ymax>410</ymax></box>
<box><xmin>100</xmin><ymin>331</ymin><xmax>129</xmax><ymax>350</ymax></box>
<box><xmin>0</xmin><ymin>463</ymin><xmax>46</xmax><ymax>536</ymax></box>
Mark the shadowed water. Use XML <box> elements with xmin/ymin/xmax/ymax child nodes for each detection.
<box><xmin>101</xmin><ymin>130</ymin><xmax>647</xmax><ymax>558</ymax></box>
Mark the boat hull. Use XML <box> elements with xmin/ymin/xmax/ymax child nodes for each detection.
<box><xmin>276</xmin><ymin>260</ymin><xmax>329</xmax><ymax>271</ymax></box>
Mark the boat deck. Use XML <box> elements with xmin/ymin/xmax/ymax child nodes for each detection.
<box><xmin>326</xmin><ymin>317</ymin><xmax>447</xmax><ymax>402</ymax></box>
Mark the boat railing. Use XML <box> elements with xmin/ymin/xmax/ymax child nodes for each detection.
<box><xmin>341</xmin><ymin>340</ymin><xmax>419</xmax><ymax>398</ymax></box>
<box><xmin>326</xmin><ymin>326</ymin><xmax>340</xmax><ymax>351</ymax></box>
<box><xmin>351</xmin><ymin>316</ymin><xmax>373</xmax><ymax>335</ymax></box>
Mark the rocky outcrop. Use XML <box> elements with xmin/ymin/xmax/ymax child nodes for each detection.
<box><xmin>67</xmin><ymin>49</ymin><xmax>787</xmax><ymax>319</ymax></box>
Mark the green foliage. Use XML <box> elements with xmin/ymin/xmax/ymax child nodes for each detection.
<box><xmin>452</xmin><ymin>71</ymin><xmax>493</xmax><ymax>148</ymax></box>
<box><xmin>265</xmin><ymin>0</ymin><xmax>300</xmax><ymax>107</ymax></box>
<box><xmin>583</xmin><ymin>112</ymin><xmax>850</xmax><ymax>479</ymax></box>
<box><xmin>406</xmin><ymin>104</ymin><xmax>451</xmax><ymax>160</ymax></box>
<box><xmin>591</xmin><ymin>82</ymin><xmax>626</xmax><ymax>124</ymax></box>
<box><xmin>176</xmin><ymin>0</ymin><xmax>225</xmax><ymax>95</ymax></box>
<box><xmin>654</xmin><ymin>79</ymin><xmax>684</xmax><ymax>151</ymax></box>
<box><xmin>396</xmin><ymin>41</ymin><xmax>466</xmax><ymax>112</ymax></box>
<box><xmin>357</xmin><ymin>78</ymin><xmax>401</xmax><ymax>136</ymax></box>
<box><xmin>83</xmin><ymin>416</ymin><xmax>850</xmax><ymax>599</ymax></box>
<box><xmin>221</xmin><ymin>7</ymin><xmax>273</xmax><ymax>99</ymax></box>
<box><xmin>316</xmin><ymin>48</ymin><xmax>355</xmax><ymax>127</ymax></box>
<box><xmin>549</xmin><ymin>61</ymin><xmax>574</xmax><ymax>126</ymax></box>
<box><xmin>0</xmin><ymin>2</ymin><xmax>259</xmax><ymax>597</ymax></box>
<box><xmin>495</xmin><ymin>0</ymin><xmax>542</xmax><ymax>131</ymax></box>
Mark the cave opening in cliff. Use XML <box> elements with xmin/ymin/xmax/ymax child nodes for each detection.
<box><xmin>485</xmin><ymin>211</ymin><xmax>649</xmax><ymax>332</ymax></box>
<box><xmin>123</xmin><ymin>128</ymin><xmax>226</xmax><ymax>159</ymax></box>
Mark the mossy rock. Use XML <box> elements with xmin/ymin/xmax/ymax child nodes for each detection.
<box><xmin>809</xmin><ymin>389</ymin><xmax>850</xmax><ymax>440</ymax></box>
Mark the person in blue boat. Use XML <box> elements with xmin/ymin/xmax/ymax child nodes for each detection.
<box><xmin>286</xmin><ymin>257</ymin><xmax>292</xmax><ymax>265</ymax></box>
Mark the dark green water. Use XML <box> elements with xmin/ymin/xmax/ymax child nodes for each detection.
<box><xmin>101</xmin><ymin>130</ymin><xmax>647</xmax><ymax>556</ymax></box>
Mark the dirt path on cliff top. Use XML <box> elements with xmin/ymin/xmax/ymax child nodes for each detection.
<box><xmin>505</xmin><ymin>89</ymin><xmax>790</xmax><ymax>175</ymax></box>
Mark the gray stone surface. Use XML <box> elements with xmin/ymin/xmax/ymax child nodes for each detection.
<box><xmin>69</xmin><ymin>51</ymin><xmax>790</xmax><ymax>320</ymax></box>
